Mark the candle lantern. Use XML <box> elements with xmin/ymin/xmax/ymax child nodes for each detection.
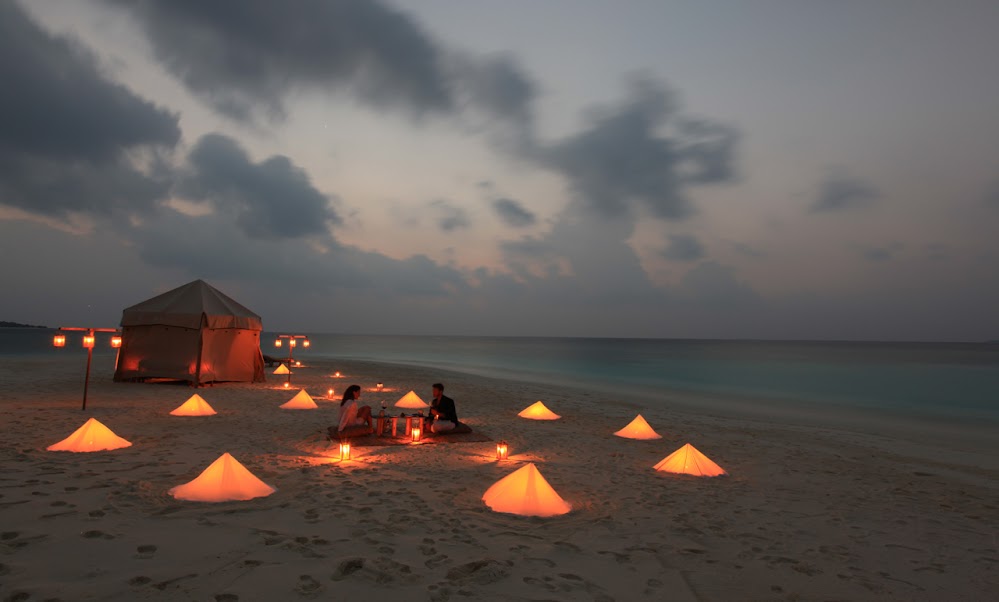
<box><xmin>289</xmin><ymin>339</ymin><xmax>297</xmax><ymax>348</ymax></box>
<box><xmin>411</xmin><ymin>425</ymin><xmax>422</xmax><ymax>442</ymax></box>
<box><xmin>334</xmin><ymin>371</ymin><xmax>341</xmax><ymax>378</ymax></box>
<box><xmin>82</xmin><ymin>335</ymin><xmax>95</xmax><ymax>348</ymax></box>
<box><xmin>376</xmin><ymin>382</ymin><xmax>384</xmax><ymax>390</ymax></box>
<box><xmin>327</xmin><ymin>388</ymin><xmax>334</xmax><ymax>399</ymax></box>
<box><xmin>496</xmin><ymin>440</ymin><xmax>509</xmax><ymax>460</ymax></box>
<box><xmin>339</xmin><ymin>440</ymin><xmax>352</xmax><ymax>461</ymax></box>
<box><xmin>283</xmin><ymin>382</ymin><xmax>290</xmax><ymax>389</ymax></box>
<box><xmin>295</xmin><ymin>360</ymin><xmax>301</xmax><ymax>367</ymax></box>
<box><xmin>52</xmin><ymin>333</ymin><xmax>66</xmax><ymax>347</ymax></box>
<box><xmin>110</xmin><ymin>335</ymin><xmax>122</xmax><ymax>348</ymax></box>
<box><xmin>302</xmin><ymin>339</ymin><xmax>310</xmax><ymax>348</ymax></box>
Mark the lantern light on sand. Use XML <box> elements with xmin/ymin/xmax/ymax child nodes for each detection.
<box><xmin>53</xmin><ymin>333</ymin><xmax>66</xmax><ymax>347</ymax></box>
<box><xmin>169</xmin><ymin>453</ymin><xmax>276</xmax><ymax>502</ymax></box>
<box><xmin>482</xmin><ymin>463</ymin><xmax>571</xmax><ymax>517</ymax></box>
<box><xmin>339</xmin><ymin>441</ymin><xmax>351</xmax><ymax>461</ymax></box>
<box><xmin>280</xmin><ymin>389</ymin><xmax>318</xmax><ymax>410</ymax></box>
<box><xmin>411</xmin><ymin>424</ymin><xmax>423</xmax><ymax>442</ymax></box>
<box><xmin>47</xmin><ymin>418</ymin><xmax>132</xmax><ymax>452</ymax></box>
<box><xmin>613</xmin><ymin>414</ymin><xmax>662</xmax><ymax>440</ymax></box>
<box><xmin>496</xmin><ymin>440</ymin><xmax>509</xmax><ymax>460</ymax></box>
<box><xmin>170</xmin><ymin>394</ymin><xmax>217</xmax><ymax>416</ymax></box>
<box><xmin>518</xmin><ymin>401</ymin><xmax>561</xmax><ymax>420</ymax></box>
<box><xmin>394</xmin><ymin>390</ymin><xmax>429</xmax><ymax>409</ymax></box>
<box><xmin>653</xmin><ymin>443</ymin><xmax>727</xmax><ymax>477</ymax></box>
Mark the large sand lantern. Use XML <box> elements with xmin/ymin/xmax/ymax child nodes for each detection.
<box><xmin>280</xmin><ymin>389</ymin><xmax>318</xmax><ymax>410</ymax></box>
<box><xmin>482</xmin><ymin>463</ymin><xmax>571</xmax><ymax>517</ymax></box>
<box><xmin>170</xmin><ymin>394</ymin><xmax>217</xmax><ymax>416</ymax></box>
<box><xmin>169</xmin><ymin>453</ymin><xmax>276</xmax><ymax>502</ymax></box>
<box><xmin>613</xmin><ymin>414</ymin><xmax>662</xmax><ymax>439</ymax></box>
<box><xmin>47</xmin><ymin>418</ymin><xmax>132</xmax><ymax>452</ymax></box>
<box><xmin>518</xmin><ymin>401</ymin><xmax>560</xmax><ymax>420</ymax></box>
<box><xmin>653</xmin><ymin>443</ymin><xmax>727</xmax><ymax>477</ymax></box>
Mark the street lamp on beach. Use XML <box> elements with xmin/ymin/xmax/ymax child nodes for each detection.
<box><xmin>52</xmin><ymin>327</ymin><xmax>121</xmax><ymax>411</ymax></box>
<box><xmin>273</xmin><ymin>334</ymin><xmax>310</xmax><ymax>386</ymax></box>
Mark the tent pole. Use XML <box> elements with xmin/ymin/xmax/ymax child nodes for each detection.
<box><xmin>81</xmin><ymin>341</ymin><xmax>93</xmax><ymax>411</ymax></box>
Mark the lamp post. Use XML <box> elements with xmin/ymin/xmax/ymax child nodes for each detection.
<box><xmin>52</xmin><ymin>327</ymin><xmax>120</xmax><ymax>411</ymax></box>
<box><xmin>273</xmin><ymin>334</ymin><xmax>310</xmax><ymax>386</ymax></box>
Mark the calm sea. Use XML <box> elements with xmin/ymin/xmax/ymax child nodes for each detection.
<box><xmin>4</xmin><ymin>328</ymin><xmax>997</xmax><ymax>425</ymax></box>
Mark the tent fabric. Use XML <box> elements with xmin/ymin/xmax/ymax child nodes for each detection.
<box><xmin>114</xmin><ymin>280</ymin><xmax>265</xmax><ymax>386</ymax></box>
<box><xmin>518</xmin><ymin>401</ymin><xmax>561</xmax><ymax>420</ymax></box>
<box><xmin>169</xmin><ymin>453</ymin><xmax>276</xmax><ymax>502</ymax></box>
<box><xmin>47</xmin><ymin>418</ymin><xmax>132</xmax><ymax>452</ymax></box>
<box><xmin>482</xmin><ymin>463</ymin><xmax>571</xmax><ymax>517</ymax></box>
<box><xmin>395</xmin><ymin>390</ymin><xmax>429</xmax><ymax>409</ymax></box>
<box><xmin>613</xmin><ymin>414</ymin><xmax>662</xmax><ymax>439</ymax></box>
<box><xmin>653</xmin><ymin>443</ymin><xmax>727</xmax><ymax>477</ymax></box>
<box><xmin>170</xmin><ymin>394</ymin><xmax>217</xmax><ymax>416</ymax></box>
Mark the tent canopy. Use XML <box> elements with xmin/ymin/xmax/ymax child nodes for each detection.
<box><xmin>121</xmin><ymin>279</ymin><xmax>262</xmax><ymax>330</ymax></box>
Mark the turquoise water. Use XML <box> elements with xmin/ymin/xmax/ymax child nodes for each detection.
<box><xmin>5</xmin><ymin>328</ymin><xmax>997</xmax><ymax>424</ymax></box>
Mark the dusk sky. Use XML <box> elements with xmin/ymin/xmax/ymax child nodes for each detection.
<box><xmin>2</xmin><ymin>0</ymin><xmax>998</xmax><ymax>341</ymax></box>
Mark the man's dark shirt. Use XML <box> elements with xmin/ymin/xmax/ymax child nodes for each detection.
<box><xmin>432</xmin><ymin>394</ymin><xmax>458</xmax><ymax>424</ymax></box>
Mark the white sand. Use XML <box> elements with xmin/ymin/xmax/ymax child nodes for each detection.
<box><xmin>1</xmin><ymin>353</ymin><xmax>996</xmax><ymax>601</ymax></box>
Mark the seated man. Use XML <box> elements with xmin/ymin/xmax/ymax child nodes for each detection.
<box><xmin>427</xmin><ymin>382</ymin><xmax>459</xmax><ymax>434</ymax></box>
<box><xmin>336</xmin><ymin>385</ymin><xmax>373</xmax><ymax>437</ymax></box>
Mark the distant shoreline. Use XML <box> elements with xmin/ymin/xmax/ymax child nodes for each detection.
<box><xmin>0</xmin><ymin>321</ymin><xmax>47</xmax><ymax>329</ymax></box>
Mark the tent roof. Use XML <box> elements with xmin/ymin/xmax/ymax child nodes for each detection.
<box><xmin>120</xmin><ymin>280</ymin><xmax>263</xmax><ymax>330</ymax></box>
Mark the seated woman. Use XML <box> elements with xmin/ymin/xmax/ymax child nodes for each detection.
<box><xmin>338</xmin><ymin>385</ymin><xmax>373</xmax><ymax>435</ymax></box>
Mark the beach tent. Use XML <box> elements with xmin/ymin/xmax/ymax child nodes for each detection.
<box><xmin>170</xmin><ymin>394</ymin><xmax>217</xmax><ymax>416</ymax></box>
<box><xmin>614</xmin><ymin>414</ymin><xmax>662</xmax><ymax>439</ymax></box>
<box><xmin>653</xmin><ymin>443</ymin><xmax>727</xmax><ymax>477</ymax></box>
<box><xmin>395</xmin><ymin>390</ymin><xmax>430</xmax><ymax>409</ymax></box>
<box><xmin>273</xmin><ymin>363</ymin><xmax>291</xmax><ymax>375</ymax></box>
<box><xmin>47</xmin><ymin>418</ymin><xmax>132</xmax><ymax>452</ymax></box>
<box><xmin>169</xmin><ymin>453</ymin><xmax>275</xmax><ymax>502</ymax></box>
<box><xmin>113</xmin><ymin>279</ymin><xmax>265</xmax><ymax>386</ymax></box>
<box><xmin>280</xmin><ymin>389</ymin><xmax>318</xmax><ymax>410</ymax></box>
<box><xmin>518</xmin><ymin>401</ymin><xmax>561</xmax><ymax>420</ymax></box>
<box><xmin>482</xmin><ymin>463</ymin><xmax>571</xmax><ymax>517</ymax></box>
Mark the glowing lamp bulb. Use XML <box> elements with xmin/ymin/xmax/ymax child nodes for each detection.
<box><xmin>302</xmin><ymin>339</ymin><xmax>310</xmax><ymax>348</ymax></box>
<box><xmin>339</xmin><ymin>441</ymin><xmax>351</xmax><ymax>461</ymax></box>
<box><xmin>82</xmin><ymin>335</ymin><xmax>95</xmax><ymax>349</ymax></box>
<box><xmin>327</xmin><ymin>388</ymin><xmax>334</xmax><ymax>398</ymax></box>
<box><xmin>274</xmin><ymin>339</ymin><xmax>282</xmax><ymax>347</ymax></box>
<box><xmin>496</xmin><ymin>440</ymin><xmax>509</xmax><ymax>460</ymax></box>
<box><xmin>53</xmin><ymin>334</ymin><xmax>66</xmax><ymax>347</ymax></box>
<box><xmin>110</xmin><ymin>335</ymin><xmax>122</xmax><ymax>348</ymax></box>
<box><xmin>289</xmin><ymin>339</ymin><xmax>297</xmax><ymax>348</ymax></box>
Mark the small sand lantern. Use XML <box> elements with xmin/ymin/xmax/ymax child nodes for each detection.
<box><xmin>339</xmin><ymin>440</ymin><xmax>351</xmax><ymax>461</ymax></box>
<box><xmin>110</xmin><ymin>335</ymin><xmax>122</xmax><ymax>348</ymax></box>
<box><xmin>496</xmin><ymin>440</ymin><xmax>509</xmax><ymax>460</ymax></box>
<box><xmin>411</xmin><ymin>424</ymin><xmax>423</xmax><ymax>442</ymax></box>
<box><xmin>334</xmin><ymin>371</ymin><xmax>341</xmax><ymax>378</ymax></box>
<box><xmin>283</xmin><ymin>382</ymin><xmax>290</xmax><ymax>389</ymax></box>
<box><xmin>327</xmin><ymin>388</ymin><xmax>334</xmax><ymax>399</ymax></box>
<box><xmin>376</xmin><ymin>382</ymin><xmax>384</xmax><ymax>390</ymax></box>
<box><xmin>295</xmin><ymin>360</ymin><xmax>302</xmax><ymax>367</ymax></box>
<box><xmin>52</xmin><ymin>333</ymin><xmax>66</xmax><ymax>347</ymax></box>
<box><xmin>274</xmin><ymin>339</ymin><xmax>282</xmax><ymax>347</ymax></box>
<box><xmin>82</xmin><ymin>334</ymin><xmax>95</xmax><ymax>348</ymax></box>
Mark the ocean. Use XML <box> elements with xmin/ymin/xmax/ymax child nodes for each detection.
<box><xmin>4</xmin><ymin>328</ymin><xmax>997</xmax><ymax>427</ymax></box>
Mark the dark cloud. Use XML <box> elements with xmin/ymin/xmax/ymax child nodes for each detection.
<box><xmin>537</xmin><ymin>77</ymin><xmax>738</xmax><ymax>220</ymax></box>
<box><xmin>492</xmin><ymin>198</ymin><xmax>536</xmax><ymax>228</ymax></box>
<box><xmin>178</xmin><ymin>134</ymin><xmax>340</xmax><ymax>240</ymax></box>
<box><xmin>810</xmin><ymin>172</ymin><xmax>880</xmax><ymax>213</ymax></box>
<box><xmin>428</xmin><ymin>199</ymin><xmax>470</xmax><ymax>231</ymax></box>
<box><xmin>661</xmin><ymin>234</ymin><xmax>705</xmax><ymax>262</ymax></box>
<box><xmin>450</xmin><ymin>53</ymin><xmax>536</xmax><ymax>127</ymax></box>
<box><xmin>0</xmin><ymin>0</ymin><xmax>179</xmax><ymax>217</ymax></box>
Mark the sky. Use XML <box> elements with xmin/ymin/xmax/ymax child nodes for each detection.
<box><xmin>1</xmin><ymin>0</ymin><xmax>998</xmax><ymax>341</ymax></box>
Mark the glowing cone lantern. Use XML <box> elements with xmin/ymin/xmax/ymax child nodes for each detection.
<box><xmin>613</xmin><ymin>414</ymin><xmax>662</xmax><ymax>439</ymax></box>
<box><xmin>482</xmin><ymin>463</ymin><xmax>571</xmax><ymax>517</ymax></box>
<box><xmin>653</xmin><ymin>443</ymin><xmax>727</xmax><ymax>477</ymax></box>
<box><xmin>169</xmin><ymin>453</ymin><xmax>276</xmax><ymax>502</ymax></box>
<box><xmin>170</xmin><ymin>394</ymin><xmax>217</xmax><ymax>416</ymax></box>
<box><xmin>395</xmin><ymin>390</ymin><xmax>429</xmax><ymax>410</ymax></box>
<box><xmin>280</xmin><ymin>389</ymin><xmax>318</xmax><ymax>410</ymax></box>
<box><xmin>47</xmin><ymin>418</ymin><xmax>132</xmax><ymax>452</ymax></box>
<box><xmin>273</xmin><ymin>363</ymin><xmax>291</xmax><ymax>375</ymax></box>
<box><xmin>518</xmin><ymin>401</ymin><xmax>560</xmax><ymax>420</ymax></box>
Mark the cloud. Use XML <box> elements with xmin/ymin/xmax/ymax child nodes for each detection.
<box><xmin>810</xmin><ymin>172</ymin><xmax>880</xmax><ymax>213</ymax></box>
<box><xmin>449</xmin><ymin>52</ymin><xmax>536</xmax><ymax>132</ymax></box>
<box><xmin>0</xmin><ymin>0</ymin><xmax>180</xmax><ymax>218</ymax></box>
<box><xmin>177</xmin><ymin>134</ymin><xmax>340</xmax><ymax>240</ymax></box>
<box><xmin>661</xmin><ymin>234</ymin><xmax>704</xmax><ymax>262</ymax></box>
<box><xmin>537</xmin><ymin>76</ymin><xmax>738</xmax><ymax>220</ymax></box>
<box><xmin>428</xmin><ymin>199</ymin><xmax>471</xmax><ymax>231</ymax></box>
<box><xmin>680</xmin><ymin>261</ymin><xmax>760</xmax><ymax>309</ymax></box>
<box><xmin>862</xmin><ymin>247</ymin><xmax>893</xmax><ymax>262</ymax></box>
<box><xmin>491</xmin><ymin>198</ymin><xmax>536</xmax><ymax>228</ymax></box>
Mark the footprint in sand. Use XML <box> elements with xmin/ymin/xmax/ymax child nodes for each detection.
<box><xmin>81</xmin><ymin>530</ymin><xmax>114</xmax><ymax>540</ymax></box>
<box><xmin>135</xmin><ymin>545</ymin><xmax>158</xmax><ymax>559</ymax></box>
<box><xmin>331</xmin><ymin>558</ymin><xmax>365</xmax><ymax>581</ymax></box>
<box><xmin>214</xmin><ymin>595</ymin><xmax>239</xmax><ymax>601</ymax></box>
<box><xmin>295</xmin><ymin>574</ymin><xmax>322</xmax><ymax>595</ymax></box>
<box><xmin>128</xmin><ymin>576</ymin><xmax>152</xmax><ymax>586</ymax></box>
<box><xmin>445</xmin><ymin>560</ymin><xmax>509</xmax><ymax>586</ymax></box>
<box><xmin>5</xmin><ymin>591</ymin><xmax>31</xmax><ymax>601</ymax></box>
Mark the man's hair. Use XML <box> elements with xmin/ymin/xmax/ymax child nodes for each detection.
<box><xmin>432</xmin><ymin>383</ymin><xmax>444</xmax><ymax>391</ymax></box>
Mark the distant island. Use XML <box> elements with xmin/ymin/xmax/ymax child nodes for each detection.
<box><xmin>0</xmin><ymin>321</ymin><xmax>48</xmax><ymax>329</ymax></box>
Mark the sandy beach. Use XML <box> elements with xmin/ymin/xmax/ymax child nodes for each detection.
<box><xmin>1</xmin><ymin>353</ymin><xmax>996</xmax><ymax>601</ymax></box>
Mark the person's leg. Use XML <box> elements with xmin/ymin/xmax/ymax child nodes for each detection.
<box><xmin>357</xmin><ymin>405</ymin><xmax>373</xmax><ymax>427</ymax></box>
<box><xmin>430</xmin><ymin>420</ymin><xmax>456</xmax><ymax>434</ymax></box>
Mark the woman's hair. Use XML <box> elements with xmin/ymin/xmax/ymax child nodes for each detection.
<box><xmin>341</xmin><ymin>385</ymin><xmax>361</xmax><ymax>406</ymax></box>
